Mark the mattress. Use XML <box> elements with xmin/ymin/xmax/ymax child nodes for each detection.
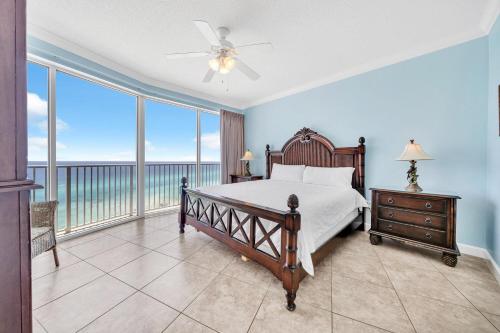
<box><xmin>196</xmin><ymin>179</ymin><xmax>368</xmax><ymax>276</ymax></box>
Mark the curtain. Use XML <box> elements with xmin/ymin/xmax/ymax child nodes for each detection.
<box><xmin>220</xmin><ymin>110</ymin><xmax>244</xmax><ymax>184</ymax></box>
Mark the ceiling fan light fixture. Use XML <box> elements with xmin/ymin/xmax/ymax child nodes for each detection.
<box><xmin>222</xmin><ymin>56</ymin><xmax>235</xmax><ymax>71</ymax></box>
<box><xmin>208</xmin><ymin>58</ymin><xmax>220</xmax><ymax>71</ymax></box>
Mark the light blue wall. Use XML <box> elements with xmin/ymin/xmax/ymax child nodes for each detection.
<box><xmin>487</xmin><ymin>16</ymin><xmax>500</xmax><ymax>264</ymax></box>
<box><xmin>244</xmin><ymin>38</ymin><xmax>490</xmax><ymax>250</ymax></box>
<box><xmin>27</xmin><ymin>36</ymin><xmax>240</xmax><ymax>112</ymax></box>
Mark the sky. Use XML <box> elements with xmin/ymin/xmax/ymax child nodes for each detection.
<box><xmin>27</xmin><ymin>62</ymin><xmax>220</xmax><ymax>162</ymax></box>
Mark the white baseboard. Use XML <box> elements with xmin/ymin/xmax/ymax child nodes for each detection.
<box><xmin>458</xmin><ymin>243</ymin><xmax>500</xmax><ymax>284</ymax></box>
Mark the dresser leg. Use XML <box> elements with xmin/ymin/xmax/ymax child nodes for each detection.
<box><xmin>369</xmin><ymin>234</ymin><xmax>382</xmax><ymax>245</ymax></box>
<box><xmin>441</xmin><ymin>253</ymin><xmax>457</xmax><ymax>267</ymax></box>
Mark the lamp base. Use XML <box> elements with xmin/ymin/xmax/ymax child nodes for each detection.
<box><xmin>405</xmin><ymin>182</ymin><xmax>423</xmax><ymax>193</ymax></box>
<box><xmin>244</xmin><ymin>161</ymin><xmax>252</xmax><ymax>177</ymax></box>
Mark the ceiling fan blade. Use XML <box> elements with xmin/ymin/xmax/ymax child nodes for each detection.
<box><xmin>235</xmin><ymin>58</ymin><xmax>260</xmax><ymax>80</ymax></box>
<box><xmin>165</xmin><ymin>51</ymin><xmax>210</xmax><ymax>59</ymax></box>
<box><xmin>202</xmin><ymin>69</ymin><xmax>216</xmax><ymax>83</ymax></box>
<box><xmin>193</xmin><ymin>20</ymin><xmax>221</xmax><ymax>46</ymax></box>
<box><xmin>235</xmin><ymin>42</ymin><xmax>273</xmax><ymax>52</ymax></box>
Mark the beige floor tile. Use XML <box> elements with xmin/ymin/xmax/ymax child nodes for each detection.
<box><xmin>434</xmin><ymin>254</ymin><xmax>497</xmax><ymax>283</ymax></box>
<box><xmin>221</xmin><ymin>258</ymin><xmax>276</xmax><ymax>288</ymax></box>
<box><xmin>185</xmin><ymin>241</ymin><xmax>238</xmax><ymax>272</ymax></box>
<box><xmin>373</xmin><ymin>239</ymin><xmax>437</xmax><ymax>269</ymax></box>
<box><xmin>65</xmin><ymin>235</ymin><xmax>126</xmax><ymax>259</ymax></box>
<box><xmin>331</xmin><ymin>232</ymin><xmax>378</xmax><ymax>258</ymax></box>
<box><xmin>332</xmin><ymin>273</ymin><xmax>414</xmax><ymax>333</ymax></box>
<box><xmin>142</xmin><ymin>262</ymin><xmax>217</xmax><ymax>311</ymax></box>
<box><xmin>446</xmin><ymin>274</ymin><xmax>500</xmax><ymax>315</ymax></box>
<box><xmin>80</xmin><ymin>292</ymin><xmax>179</xmax><ymax>333</ymax></box>
<box><xmin>32</xmin><ymin>261</ymin><xmax>104</xmax><ymax>309</ymax></box>
<box><xmin>32</xmin><ymin>319</ymin><xmax>47</xmax><ymax>333</ymax></box>
<box><xmin>145</xmin><ymin>214</ymin><xmax>178</xmax><ymax>230</ymax></box>
<box><xmin>58</xmin><ymin>230</ymin><xmax>108</xmax><ymax>250</ymax></box>
<box><xmin>249</xmin><ymin>292</ymin><xmax>332</xmax><ymax>333</ymax></box>
<box><xmin>35</xmin><ymin>275</ymin><xmax>135</xmax><ymax>333</ymax></box>
<box><xmin>155</xmin><ymin>232</ymin><xmax>212</xmax><ymax>260</ymax></box>
<box><xmin>110</xmin><ymin>251</ymin><xmax>180</xmax><ymax>289</ymax></box>
<box><xmin>109</xmin><ymin>223</ymin><xmax>158</xmax><ymax>241</ymax></box>
<box><xmin>332</xmin><ymin>250</ymin><xmax>392</xmax><ymax>288</ymax></box>
<box><xmin>332</xmin><ymin>313</ymin><xmax>389</xmax><ymax>332</ymax></box>
<box><xmin>185</xmin><ymin>275</ymin><xmax>267</xmax><ymax>333</ymax></box>
<box><xmin>483</xmin><ymin>312</ymin><xmax>500</xmax><ymax>331</ymax></box>
<box><xmin>32</xmin><ymin>248</ymin><xmax>81</xmax><ymax>279</ymax></box>
<box><xmin>268</xmin><ymin>260</ymin><xmax>332</xmax><ymax>311</ymax></box>
<box><xmin>385</xmin><ymin>263</ymin><xmax>472</xmax><ymax>308</ymax></box>
<box><xmin>400</xmin><ymin>293</ymin><xmax>497</xmax><ymax>333</ymax></box>
<box><xmin>86</xmin><ymin>242</ymin><xmax>150</xmax><ymax>272</ymax></box>
<box><xmin>128</xmin><ymin>229</ymin><xmax>179</xmax><ymax>249</ymax></box>
<box><xmin>164</xmin><ymin>314</ymin><xmax>216</xmax><ymax>333</ymax></box>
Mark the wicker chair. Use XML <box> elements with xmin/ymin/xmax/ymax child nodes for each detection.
<box><xmin>31</xmin><ymin>201</ymin><xmax>59</xmax><ymax>266</ymax></box>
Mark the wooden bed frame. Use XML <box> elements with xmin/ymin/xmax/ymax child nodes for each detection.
<box><xmin>179</xmin><ymin>127</ymin><xmax>366</xmax><ymax>311</ymax></box>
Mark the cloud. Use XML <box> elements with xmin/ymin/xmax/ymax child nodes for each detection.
<box><xmin>36</xmin><ymin>117</ymin><xmax>69</xmax><ymax>132</ymax></box>
<box><xmin>27</xmin><ymin>92</ymin><xmax>48</xmax><ymax>117</ymax></box>
<box><xmin>145</xmin><ymin>140</ymin><xmax>155</xmax><ymax>152</ymax></box>
<box><xmin>194</xmin><ymin>131</ymin><xmax>220</xmax><ymax>150</ymax></box>
<box><xmin>28</xmin><ymin>136</ymin><xmax>66</xmax><ymax>150</ymax></box>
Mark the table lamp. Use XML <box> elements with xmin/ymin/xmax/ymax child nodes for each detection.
<box><xmin>241</xmin><ymin>150</ymin><xmax>254</xmax><ymax>176</ymax></box>
<box><xmin>397</xmin><ymin>139</ymin><xmax>433</xmax><ymax>192</ymax></box>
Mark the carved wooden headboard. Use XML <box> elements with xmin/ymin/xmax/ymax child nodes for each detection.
<box><xmin>265</xmin><ymin>128</ymin><xmax>366</xmax><ymax>196</ymax></box>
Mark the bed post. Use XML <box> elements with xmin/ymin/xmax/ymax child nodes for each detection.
<box><xmin>265</xmin><ymin>144</ymin><xmax>271</xmax><ymax>179</ymax></box>
<box><xmin>357</xmin><ymin>137</ymin><xmax>366</xmax><ymax>230</ymax></box>
<box><xmin>283</xmin><ymin>194</ymin><xmax>301</xmax><ymax>311</ymax></box>
<box><xmin>179</xmin><ymin>176</ymin><xmax>188</xmax><ymax>233</ymax></box>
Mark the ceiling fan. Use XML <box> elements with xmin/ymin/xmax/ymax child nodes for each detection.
<box><xmin>165</xmin><ymin>20</ymin><xmax>272</xmax><ymax>83</ymax></box>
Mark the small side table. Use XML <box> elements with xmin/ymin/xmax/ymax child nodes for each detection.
<box><xmin>369</xmin><ymin>187</ymin><xmax>461</xmax><ymax>267</ymax></box>
<box><xmin>230</xmin><ymin>175</ymin><xmax>263</xmax><ymax>183</ymax></box>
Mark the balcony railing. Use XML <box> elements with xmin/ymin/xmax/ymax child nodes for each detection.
<box><xmin>28</xmin><ymin>162</ymin><xmax>221</xmax><ymax>234</ymax></box>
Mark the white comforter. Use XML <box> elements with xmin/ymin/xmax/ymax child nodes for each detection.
<box><xmin>197</xmin><ymin>179</ymin><xmax>368</xmax><ymax>276</ymax></box>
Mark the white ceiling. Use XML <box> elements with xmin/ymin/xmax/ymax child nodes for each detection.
<box><xmin>27</xmin><ymin>0</ymin><xmax>499</xmax><ymax>109</ymax></box>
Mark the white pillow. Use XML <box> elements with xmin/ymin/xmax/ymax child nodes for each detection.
<box><xmin>270</xmin><ymin>164</ymin><xmax>305</xmax><ymax>183</ymax></box>
<box><xmin>303</xmin><ymin>166</ymin><xmax>355</xmax><ymax>188</ymax></box>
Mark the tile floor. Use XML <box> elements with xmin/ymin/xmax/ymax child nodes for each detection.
<box><xmin>32</xmin><ymin>212</ymin><xmax>500</xmax><ymax>333</ymax></box>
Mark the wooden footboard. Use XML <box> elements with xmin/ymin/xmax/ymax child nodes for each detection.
<box><xmin>178</xmin><ymin>177</ymin><xmax>301</xmax><ymax>311</ymax></box>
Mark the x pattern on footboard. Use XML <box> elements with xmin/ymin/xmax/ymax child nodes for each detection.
<box><xmin>185</xmin><ymin>192</ymin><xmax>283</xmax><ymax>261</ymax></box>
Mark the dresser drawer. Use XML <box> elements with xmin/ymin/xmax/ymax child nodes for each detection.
<box><xmin>377</xmin><ymin>219</ymin><xmax>447</xmax><ymax>247</ymax></box>
<box><xmin>378</xmin><ymin>193</ymin><xmax>447</xmax><ymax>214</ymax></box>
<box><xmin>378</xmin><ymin>207</ymin><xmax>447</xmax><ymax>230</ymax></box>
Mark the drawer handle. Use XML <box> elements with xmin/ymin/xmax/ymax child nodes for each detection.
<box><xmin>425</xmin><ymin>217</ymin><xmax>432</xmax><ymax>225</ymax></box>
<box><xmin>385</xmin><ymin>224</ymin><xmax>393</xmax><ymax>230</ymax></box>
<box><xmin>425</xmin><ymin>232</ymin><xmax>432</xmax><ymax>239</ymax></box>
<box><xmin>388</xmin><ymin>212</ymin><xmax>394</xmax><ymax>218</ymax></box>
<box><xmin>387</xmin><ymin>197</ymin><xmax>394</xmax><ymax>204</ymax></box>
<box><xmin>425</xmin><ymin>202</ymin><xmax>432</xmax><ymax>209</ymax></box>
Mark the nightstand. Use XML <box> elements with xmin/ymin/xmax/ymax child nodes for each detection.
<box><xmin>369</xmin><ymin>187</ymin><xmax>461</xmax><ymax>267</ymax></box>
<box><xmin>230</xmin><ymin>175</ymin><xmax>263</xmax><ymax>183</ymax></box>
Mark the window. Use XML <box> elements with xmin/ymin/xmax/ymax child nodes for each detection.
<box><xmin>26</xmin><ymin>59</ymin><xmax>221</xmax><ymax>233</ymax></box>
<box><xmin>200</xmin><ymin>111</ymin><xmax>221</xmax><ymax>186</ymax></box>
<box><xmin>55</xmin><ymin>71</ymin><xmax>137</xmax><ymax>231</ymax></box>
<box><xmin>144</xmin><ymin>99</ymin><xmax>197</xmax><ymax>211</ymax></box>
<box><xmin>27</xmin><ymin>62</ymin><xmax>49</xmax><ymax>202</ymax></box>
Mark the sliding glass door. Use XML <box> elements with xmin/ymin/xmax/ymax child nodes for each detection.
<box><xmin>200</xmin><ymin>111</ymin><xmax>221</xmax><ymax>186</ymax></box>
<box><xmin>144</xmin><ymin>99</ymin><xmax>197</xmax><ymax>212</ymax></box>
<box><xmin>55</xmin><ymin>71</ymin><xmax>137</xmax><ymax>232</ymax></box>
<box><xmin>27</xmin><ymin>62</ymin><xmax>49</xmax><ymax>202</ymax></box>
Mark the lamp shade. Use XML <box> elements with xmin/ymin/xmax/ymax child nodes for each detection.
<box><xmin>397</xmin><ymin>139</ymin><xmax>433</xmax><ymax>161</ymax></box>
<box><xmin>240</xmin><ymin>150</ymin><xmax>254</xmax><ymax>161</ymax></box>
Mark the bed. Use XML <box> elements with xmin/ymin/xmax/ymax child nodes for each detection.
<box><xmin>178</xmin><ymin>127</ymin><xmax>367</xmax><ymax>311</ymax></box>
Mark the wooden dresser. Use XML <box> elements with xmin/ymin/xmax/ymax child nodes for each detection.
<box><xmin>369</xmin><ymin>188</ymin><xmax>460</xmax><ymax>267</ymax></box>
<box><xmin>230</xmin><ymin>175</ymin><xmax>263</xmax><ymax>183</ymax></box>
